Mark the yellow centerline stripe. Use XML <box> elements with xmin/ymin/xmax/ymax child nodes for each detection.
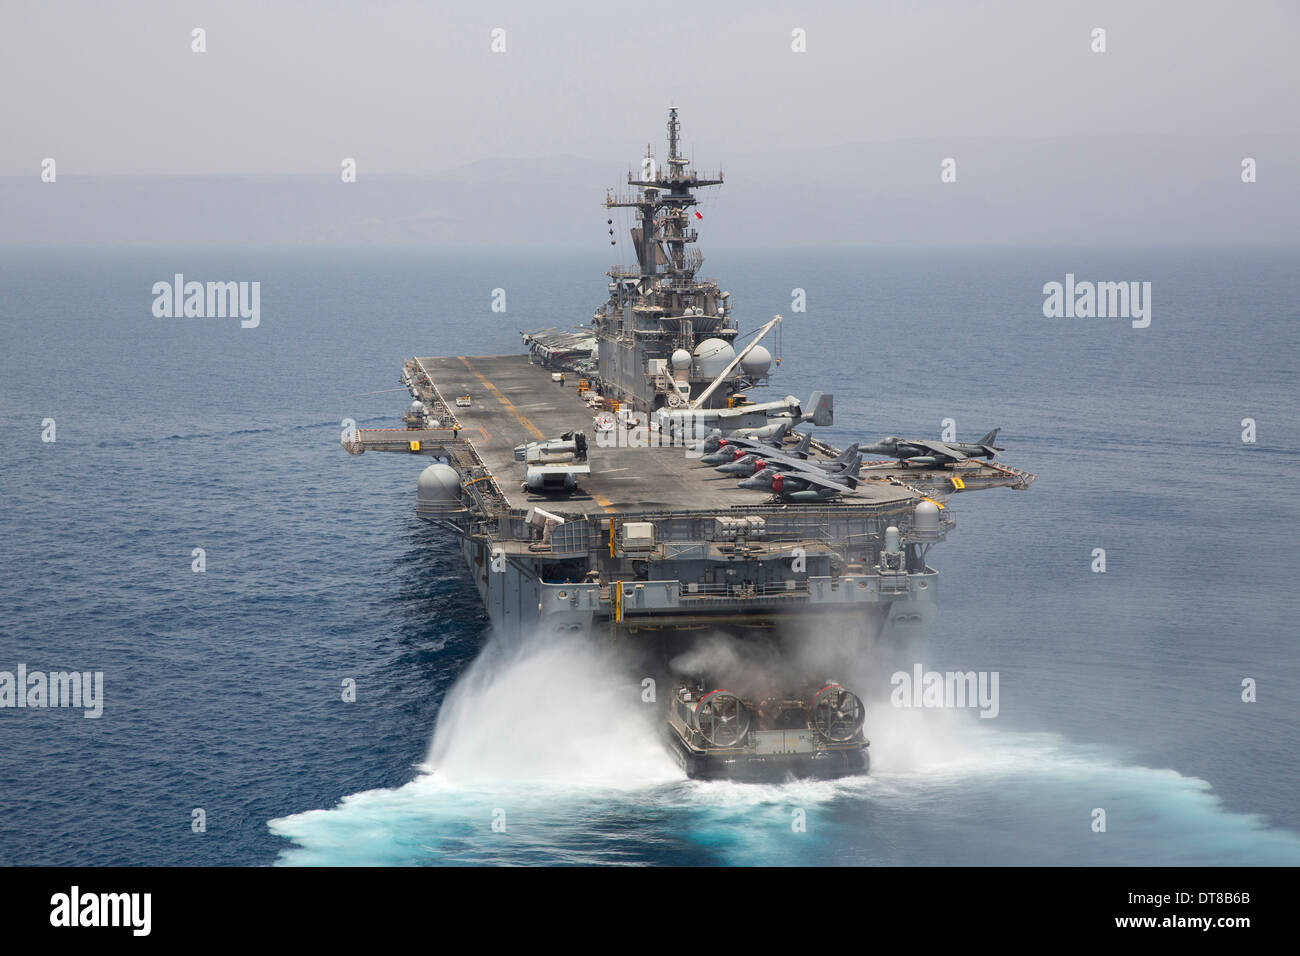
<box><xmin>459</xmin><ymin>356</ymin><xmax>544</xmax><ymax>440</ymax></box>
<box><xmin>457</xmin><ymin>356</ymin><xmax>615</xmax><ymax>514</ymax></box>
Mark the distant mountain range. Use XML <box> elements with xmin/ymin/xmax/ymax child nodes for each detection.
<box><xmin>4</xmin><ymin>134</ymin><xmax>1297</xmax><ymax>247</ymax></box>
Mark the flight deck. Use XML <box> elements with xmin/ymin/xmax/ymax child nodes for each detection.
<box><xmin>347</xmin><ymin>353</ymin><xmax>1033</xmax><ymax>519</ymax></box>
<box><xmin>439</xmin><ymin>353</ymin><xmax>926</xmax><ymax>513</ymax></box>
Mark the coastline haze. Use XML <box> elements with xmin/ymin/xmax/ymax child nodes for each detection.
<box><xmin>2</xmin><ymin>0</ymin><xmax>1297</xmax><ymax>246</ymax></box>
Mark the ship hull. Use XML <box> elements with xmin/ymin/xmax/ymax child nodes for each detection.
<box><xmin>463</xmin><ymin>534</ymin><xmax>939</xmax><ymax>644</ymax></box>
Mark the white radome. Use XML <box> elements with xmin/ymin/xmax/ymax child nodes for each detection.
<box><xmin>914</xmin><ymin>499</ymin><xmax>941</xmax><ymax>534</ymax></box>
<box><xmin>418</xmin><ymin>463</ymin><xmax>461</xmax><ymax>502</ymax></box>
<box><xmin>693</xmin><ymin>338</ymin><xmax>735</xmax><ymax>378</ymax></box>
<box><xmin>739</xmin><ymin>345</ymin><xmax>772</xmax><ymax>377</ymax></box>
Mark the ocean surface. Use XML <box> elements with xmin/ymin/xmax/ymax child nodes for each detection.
<box><xmin>1</xmin><ymin>244</ymin><xmax>1298</xmax><ymax>866</ymax></box>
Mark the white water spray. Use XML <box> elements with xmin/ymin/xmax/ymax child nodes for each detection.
<box><xmin>425</xmin><ymin>632</ymin><xmax>681</xmax><ymax>788</ymax></box>
<box><xmin>269</xmin><ymin>625</ymin><xmax>1300</xmax><ymax>866</ymax></box>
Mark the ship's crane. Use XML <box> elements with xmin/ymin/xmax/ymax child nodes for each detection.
<box><xmin>691</xmin><ymin>314</ymin><xmax>783</xmax><ymax>409</ymax></box>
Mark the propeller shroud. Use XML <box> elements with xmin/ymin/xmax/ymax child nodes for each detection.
<box><xmin>692</xmin><ymin>690</ymin><xmax>751</xmax><ymax>748</ymax></box>
<box><xmin>809</xmin><ymin>684</ymin><xmax>865</xmax><ymax>743</ymax></box>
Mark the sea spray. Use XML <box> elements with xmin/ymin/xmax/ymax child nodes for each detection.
<box><xmin>270</xmin><ymin>630</ymin><xmax>1300</xmax><ymax>866</ymax></box>
<box><xmin>425</xmin><ymin>630</ymin><xmax>680</xmax><ymax>787</ymax></box>
<box><xmin>270</xmin><ymin>700</ymin><xmax>1300</xmax><ymax>866</ymax></box>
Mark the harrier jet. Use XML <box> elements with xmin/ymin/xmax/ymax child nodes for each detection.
<box><xmin>738</xmin><ymin>455</ymin><xmax>862</xmax><ymax>501</ymax></box>
<box><xmin>714</xmin><ymin>442</ymin><xmax>860</xmax><ymax>477</ymax></box>
<box><xmin>861</xmin><ymin>429</ymin><xmax>1004</xmax><ymax>468</ymax></box>
<box><xmin>696</xmin><ymin>424</ymin><xmax>795</xmax><ymax>465</ymax></box>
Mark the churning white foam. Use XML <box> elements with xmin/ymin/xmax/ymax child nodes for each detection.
<box><xmin>269</xmin><ymin>632</ymin><xmax>1300</xmax><ymax>866</ymax></box>
<box><xmin>423</xmin><ymin>633</ymin><xmax>681</xmax><ymax>787</ymax></box>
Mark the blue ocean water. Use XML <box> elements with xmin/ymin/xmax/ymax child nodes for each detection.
<box><xmin>1</xmin><ymin>244</ymin><xmax>1297</xmax><ymax>866</ymax></box>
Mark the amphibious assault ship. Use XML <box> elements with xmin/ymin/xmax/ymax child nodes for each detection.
<box><xmin>343</xmin><ymin>109</ymin><xmax>1035</xmax><ymax>780</ymax></box>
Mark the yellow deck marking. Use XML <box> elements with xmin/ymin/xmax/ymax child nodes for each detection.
<box><xmin>458</xmin><ymin>356</ymin><xmax>544</xmax><ymax>440</ymax></box>
<box><xmin>457</xmin><ymin>356</ymin><xmax>615</xmax><ymax>514</ymax></box>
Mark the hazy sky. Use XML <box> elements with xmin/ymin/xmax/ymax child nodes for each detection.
<box><xmin>3</xmin><ymin>0</ymin><xmax>1297</xmax><ymax>177</ymax></box>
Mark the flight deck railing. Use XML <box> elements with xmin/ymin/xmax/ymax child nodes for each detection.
<box><xmin>344</xmin><ymin>427</ymin><xmax>509</xmax><ymax>519</ymax></box>
<box><xmin>983</xmin><ymin>461</ymin><xmax>1038</xmax><ymax>489</ymax></box>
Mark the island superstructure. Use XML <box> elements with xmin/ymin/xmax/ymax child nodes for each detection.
<box><xmin>342</xmin><ymin>109</ymin><xmax>1035</xmax><ymax>779</ymax></box>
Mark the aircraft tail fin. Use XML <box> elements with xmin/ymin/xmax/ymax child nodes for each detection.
<box><xmin>978</xmin><ymin>428</ymin><xmax>1000</xmax><ymax>446</ymax></box>
<box><xmin>793</xmin><ymin>431</ymin><xmax>812</xmax><ymax>457</ymax></box>
<box><xmin>805</xmin><ymin>391</ymin><xmax>833</xmax><ymax>427</ymax></box>
<box><xmin>837</xmin><ymin>442</ymin><xmax>859</xmax><ymax>462</ymax></box>
<box><xmin>841</xmin><ymin>454</ymin><xmax>862</xmax><ymax>480</ymax></box>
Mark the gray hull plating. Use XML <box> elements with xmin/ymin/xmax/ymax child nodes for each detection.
<box><xmin>465</xmin><ymin>533</ymin><xmax>937</xmax><ymax>644</ymax></box>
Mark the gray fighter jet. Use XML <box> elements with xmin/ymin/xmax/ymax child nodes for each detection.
<box><xmin>861</xmin><ymin>429</ymin><xmax>1003</xmax><ymax>468</ymax></box>
<box><xmin>714</xmin><ymin>452</ymin><xmax>769</xmax><ymax>476</ymax></box>
<box><xmin>697</xmin><ymin>423</ymin><xmax>792</xmax><ymax>464</ymax></box>
<box><xmin>782</xmin><ymin>430</ymin><xmax>814</xmax><ymax>459</ymax></box>
<box><xmin>714</xmin><ymin>442</ymin><xmax>861</xmax><ymax>477</ymax></box>
<box><xmin>738</xmin><ymin>455</ymin><xmax>862</xmax><ymax>500</ymax></box>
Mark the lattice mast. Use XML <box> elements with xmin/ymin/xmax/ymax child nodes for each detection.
<box><xmin>606</xmin><ymin>107</ymin><xmax>723</xmax><ymax>281</ymax></box>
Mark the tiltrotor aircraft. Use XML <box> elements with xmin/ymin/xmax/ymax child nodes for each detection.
<box><xmin>514</xmin><ymin>431</ymin><xmax>591</xmax><ymax>492</ymax></box>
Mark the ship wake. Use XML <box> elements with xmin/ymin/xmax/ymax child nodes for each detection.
<box><xmin>268</xmin><ymin>627</ymin><xmax>1300</xmax><ymax>866</ymax></box>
